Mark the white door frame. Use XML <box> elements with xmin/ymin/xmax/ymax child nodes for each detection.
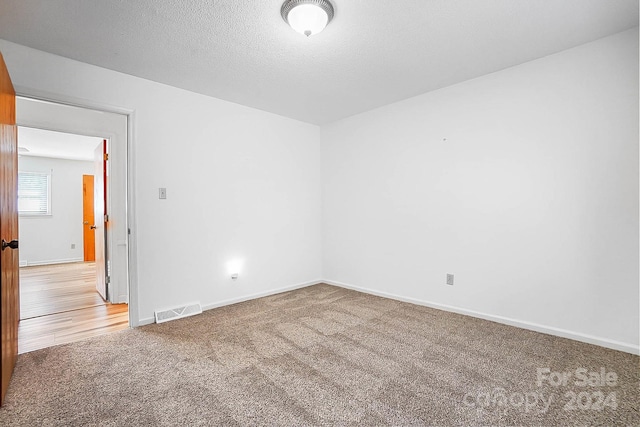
<box><xmin>14</xmin><ymin>87</ymin><xmax>140</xmax><ymax>327</ymax></box>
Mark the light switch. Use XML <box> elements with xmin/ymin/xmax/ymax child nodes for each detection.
<box><xmin>159</xmin><ymin>188</ymin><xmax>167</xmax><ymax>199</ymax></box>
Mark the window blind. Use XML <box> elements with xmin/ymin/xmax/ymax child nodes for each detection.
<box><xmin>18</xmin><ymin>171</ymin><xmax>51</xmax><ymax>215</ymax></box>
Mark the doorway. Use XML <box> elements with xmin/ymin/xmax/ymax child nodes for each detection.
<box><xmin>16</xmin><ymin>126</ymin><xmax>128</xmax><ymax>353</ymax></box>
<box><xmin>15</xmin><ymin>97</ymin><xmax>131</xmax><ymax>353</ymax></box>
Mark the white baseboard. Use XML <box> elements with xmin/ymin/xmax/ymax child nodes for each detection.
<box><xmin>113</xmin><ymin>294</ymin><xmax>129</xmax><ymax>305</ymax></box>
<box><xmin>323</xmin><ymin>279</ymin><xmax>640</xmax><ymax>356</ymax></box>
<box><xmin>20</xmin><ymin>257</ymin><xmax>84</xmax><ymax>267</ymax></box>
<box><xmin>137</xmin><ymin>279</ymin><xmax>323</xmax><ymax>327</ymax></box>
<box><xmin>137</xmin><ymin>316</ymin><xmax>155</xmax><ymax>326</ymax></box>
<box><xmin>201</xmin><ymin>279</ymin><xmax>322</xmax><ymax>312</ymax></box>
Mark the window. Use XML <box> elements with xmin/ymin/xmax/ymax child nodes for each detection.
<box><xmin>18</xmin><ymin>171</ymin><xmax>51</xmax><ymax>215</ymax></box>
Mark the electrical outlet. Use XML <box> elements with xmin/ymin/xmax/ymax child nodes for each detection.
<box><xmin>71</xmin><ymin>243</ymin><xmax>75</xmax><ymax>249</ymax></box>
<box><xmin>159</xmin><ymin>188</ymin><xmax>167</xmax><ymax>199</ymax></box>
<box><xmin>446</xmin><ymin>274</ymin><xmax>454</xmax><ymax>286</ymax></box>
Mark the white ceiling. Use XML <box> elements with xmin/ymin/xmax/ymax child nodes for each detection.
<box><xmin>0</xmin><ymin>1</ymin><xmax>637</xmax><ymax>125</ymax></box>
<box><xmin>18</xmin><ymin>127</ymin><xmax>102</xmax><ymax>162</ymax></box>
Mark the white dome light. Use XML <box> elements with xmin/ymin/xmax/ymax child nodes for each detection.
<box><xmin>281</xmin><ymin>0</ymin><xmax>335</xmax><ymax>37</ymax></box>
<box><xmin>288</xmin><ymin>5</ymin><xmax>328</xmax><ymax>36</ymax></box>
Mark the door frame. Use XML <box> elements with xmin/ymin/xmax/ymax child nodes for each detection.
<box><xmin>13</xmin><ymin>86</ymin><xmax>139</xmax><ymax>327</ymax></box>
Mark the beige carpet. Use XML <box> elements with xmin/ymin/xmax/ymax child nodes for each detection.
<box><xmin>0</xmin><ymin>284</ymin><xmax>638</xmax><ymax>426</ymax></box>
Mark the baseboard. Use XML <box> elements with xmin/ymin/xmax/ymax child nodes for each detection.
<box><xmin>137</xmin><ymin>279</ymin><xmax>323</xmax><ymax>327</ymax></box>
<box><xmin>20</xmin><ymin>257</ymin><xmax>84</xmax><ymax>267</ymax></box>
<box><xmin>201</xmin><ymin>279</ymin><xmax>322</xmax><ymax>312</ymax></box>
<box><xmin>113</xmin><ymin>294</ymin><xmax>129</xmax><ymax>305</ymax></box>
<box><xmin>323</xmin><ymin>279</ymin><xmax>640</xmax><ymax>356</ymax></box>
<box><xmin>137</xmin><ymin>316</ymin><xmax>155</xmax><ymax>326</ymax></box>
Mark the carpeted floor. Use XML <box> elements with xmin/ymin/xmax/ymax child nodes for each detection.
<box><xmin>0</xmin><ymin>284</ymin><xmax>638</xmax><ymax>426</ymax></box>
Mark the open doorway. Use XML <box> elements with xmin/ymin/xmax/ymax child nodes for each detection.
<box><xmin>15</xmin><ymin>97</ymin><xmax>131</xmax><ymax>353</ymax></box>
<box><xmin>16</xmin><ymin>127</ymin><xmax>128</xmax><ymax>353</ymax></box>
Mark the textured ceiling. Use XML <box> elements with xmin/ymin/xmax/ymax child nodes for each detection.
<box><xmin>0</xmin><ymin>0</ymin><xmax>637</xmax><ymax>125</ymax></box>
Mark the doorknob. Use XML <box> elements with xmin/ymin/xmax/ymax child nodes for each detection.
<box><xmin>90</xmin><ymin>225</ymin><xmax>97</xmax><ymax>230</ymax></box>
<box><xmin>1</xmin><ymin>239</ymin><xmax>18</xmax><ymax>251</ymax></box>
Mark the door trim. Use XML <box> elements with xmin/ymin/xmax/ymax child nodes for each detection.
<box><xmin>13</xmin><ymin>87</ymin><xmax>139</xmax><ymax>327</ymax></box>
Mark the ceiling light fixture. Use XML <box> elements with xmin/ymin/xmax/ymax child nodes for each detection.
<box><xmin>281</xmin><ymin>0</ymin><xmax>335</xmax><ymax>37</ymax></box>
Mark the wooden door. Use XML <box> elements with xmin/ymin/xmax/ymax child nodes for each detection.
<box><xmin>0</xmin><ymin>52</ymin><xmax>19</xmax><ymax>406</ymax></box>
<box><xmin>94</xmin><ymin>141</ymin><xmax>107</xmax><ymax>301</ymax></box>
<box><xmin>82</xmin><ymin>174</ymin><xmax>95</xmax><ymax>262</ymax></box>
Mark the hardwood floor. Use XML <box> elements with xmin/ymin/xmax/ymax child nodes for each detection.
<box><xmin>18</xmin><ymin>262</ymin><xmax>129</xmax><ymax>354</ymax></box>
<box><xmin>20</xmin><ymin>262</ymin><xmax>105</xmax><ymax>319</ymax></box>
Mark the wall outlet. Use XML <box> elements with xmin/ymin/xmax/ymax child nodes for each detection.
<box><xmin>159</xmin><ymin>188</ymin><xmax>167</xmax><ymax>199</ymax></box>
<box><xmin>446</xmin><ymin>274</ymin><xmax>454</xmax><ymax>286</ymax></box>
<box><xmin>71</xmin><ymin>243</ymin><xmax>75</xmax><ymax>249</ymax></box>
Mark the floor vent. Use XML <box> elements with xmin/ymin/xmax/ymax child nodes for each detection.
<box><xmin>154</xmin><ymin>303</ymin><xmax>202</xmax><ymax>324</ymax></box>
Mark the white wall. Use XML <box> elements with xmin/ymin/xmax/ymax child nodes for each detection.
<box><xmin>18</xmin><ymin>156</ymin><xmax>94</xmax><ymax>266</ymax></box>
<box><xmin>0</xmin><ymin>39</ymin><xmax>323</xmax><ymax>325</ymax></box>
<box><xmin>321</xmin><ymin>28</ymin><xmax>639</xmax><ymax>352</ymax></box>
<box><xmin>2</xmin><ymin>28</ymin><xmax>637</xmax><ymax>353</ymax></box>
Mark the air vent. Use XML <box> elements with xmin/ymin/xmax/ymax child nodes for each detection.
<box><xmin>154</xmin><ymin>303</ymin><xmax>202</xmax><ymax>324</ymax></box>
